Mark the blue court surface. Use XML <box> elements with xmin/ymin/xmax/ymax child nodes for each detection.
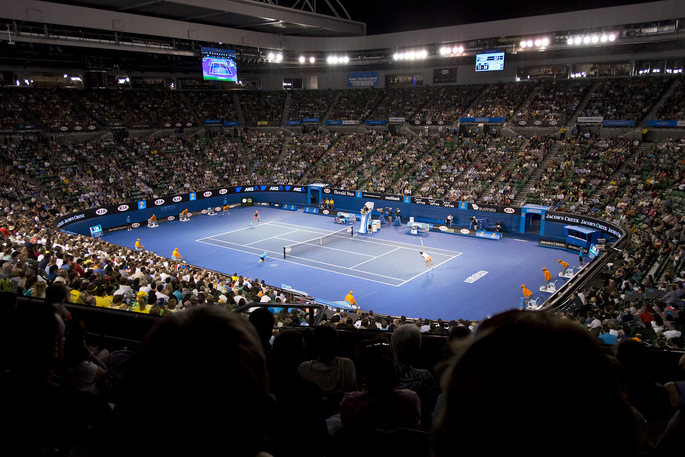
<box><xmin>103</xmin><ymin>206</ymin><xmax>579</xmax><ymax>321</ymax></box>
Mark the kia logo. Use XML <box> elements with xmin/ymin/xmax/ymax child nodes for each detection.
<box><xmin>504</xmin><ymin>207</ymin><xmax>515</xmax><ymax>214</ymax></box>
<box><xmin>75</xmin><ymin>126</ymin><xmax>82</xmax><ymax>131</ymax></box>
<box><xmin>461</xmin><ymin>229</ymin><xmax>470</xmax><ymax>234</ymax></box>
<box><xmin>214</xmin><ymin>207</ymin><xmax>222</xmax><ymax>212</ymax></box>
<box><xmin>164</xmin><ymin>123</ymin><xmax>171</xmax><ymax>128</ymax></box>
<box><xmin>132</xmin><ymin>223</ymin><xmax>140</xmax><ymax>228</ymax></box>
<box><xmin>324</xmin><ymin>189</ymin><xmax>331</xmax><ymax>193</ymax></box>
<box><xmin>472</xmin><ymin>204</ymin><xmax>479</xmax><ymax>210</ymax></box>
<box><xmin>203</xmin><ymin>191</ymin><xmax>212</xmax><ymax>197</ymax></box>
<box><xmin>172</xmin><ymin>196</ymin><xmax>182</xmax><ymax>202</ymax></box>
<box><xmin>60</xmin><ymin>127</ymin><xmax>68</xmax><ymax>131</ymax></box>
<box><xmin>219</xmin><ymin>188</ymin><xmax>228</xmax><ymax>194</ymax></box>
<box><xmin>117</xmin><ymin>205</ymin><xmax>129</xmax><ymax>212</ymax></box>
<box><xmin>167</xmin><ymin>216</ymin><xmax>175</xmax><ymax>221</ymax></box>
<box><xmin>95</xmin><ymin>208</ymin><xmax>108</xmax><ymax>215</ymax></box>
<box><xmin>154</xmin><ymin>199</ymin><xmax>165</xmax><ymax>205</ymax></box>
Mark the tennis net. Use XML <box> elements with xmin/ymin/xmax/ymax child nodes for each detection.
<box><xmin>283</xmin><ymin>226</ymin><xmax>354</xmax><ymax>259</ymax></box>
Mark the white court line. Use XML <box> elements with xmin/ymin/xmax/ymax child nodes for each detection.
<box><xmin>244</xmin><ymin>229</ymin><xmax>301</xmax><ymax>246</ymax></box>
<box><xmin>350</xmin><ymin>247</ymin><xmax>401</xmax><ymax>269</ymax></box>
<box><xmin>198</xmin><ymin>236</ymin><xmax>407</xmax><ymax>282</ymax></box>
<box><xmin>196</xmin><ymin>221</ymin><xmax>275</xmax><ymax>241</ymax></box>
<box><xmin>195</xmin><ymin>238</ymin><xmax>404</xmax><ymax>287</ymax></box>
<box><xmin>278</xmin><ymin>236</ymin><xmax>375</xmax><ymax>258</ymax></box>
<box><xmin>270</xmin><ymin>220</ymin><xmax>460</xmax><ymax>255</ymax></box>
<box><xmin>513</xmin><ymin>238</ymin><xmax>528</xmax><ymax>242</ymax></box>
<box><xmin>396</xmin><ymin>252</ymin><xmax>463</xmax><ymax>287</ymax></box>
<box><xmin>197</xmin><ymin>220</ymin><xmax>463</xmax><ymax>286</ymax></box>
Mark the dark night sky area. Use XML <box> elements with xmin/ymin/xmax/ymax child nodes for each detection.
<box><xmin>340</xmin><ymin>0</ymin><xmax>659</xmax><ymax>35</ymax></box>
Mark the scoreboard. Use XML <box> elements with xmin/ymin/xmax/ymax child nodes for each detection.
<box><xmin>475</xmin><ymin>52</ymin><xmax>505</xmax><ymax>72</ymax></box>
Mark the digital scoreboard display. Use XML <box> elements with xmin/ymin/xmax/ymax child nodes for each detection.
<box><xmin>475</xmin><ymin>51</ymin><xmax>505</xmax><ymax>72</ymax></box>
<box><xmin>201</xmin><ymin>47</ymin><xmax>238</xmax><ymax>82</ymax></box>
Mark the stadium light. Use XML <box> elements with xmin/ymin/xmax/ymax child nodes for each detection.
<box><xmin>327</xmin><ymin>55</ymin><xmax>349</xmax><ymax>65</ymax></box>
<box><xmin>519</xmin><ymin>37</ymin><xmax>550</xmax><ymax>50</ymax></box>
<box><xmin>394</xmin><ymin>49</ymin><xmax>429</xmax><ymax>61</ymax></box>
<box><xmin>439</xmin><ymin>45</ymin><xmax>464</xmax><ymax>57</ymax></box>
<box><xmin>298</xmin><ymin>56</ymin><xmax>305</xmax><ymax>64</ymax></box>
<box><xmin>569</xmin><ymin>33</ymin><xmax>616</xmax><ymax>46</ymax></box>
<box><xmin>309</xmin><ymin>56</ymin><xmax>316</xmax><ymax>64</ymax></box>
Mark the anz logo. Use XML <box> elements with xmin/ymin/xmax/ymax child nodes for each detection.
<box><xmin>244</xmin><ymin>187</ymin><xmax>255</xmax><ymax>192</ymax></box>
<box><xmin>203</xmin><ymin>191</ymin><xmax>213</xmax><ymax>197</ymax></box>
<box><xmin>172</xmin><ymin>196</ymin><xmax>183</xmax><ymax>203</ymax></box>
<box><xmin>154</xmin><ymin>199</ymin><xmax>165</xmax><ymax>206</ymax></box>
<box><xmin>269</xmin><ymin>186</ymin><xmax>281</xmax><ymax>191</ymax></box>
<box><xmin>95</xmin><ymin>208</ymin><xmax>108</xmax><ymax>215</ymax></box>
<box><xmin>117</xmin><ymin>205</ymin><xmax>129</xmax><ymax>212</ymax></box>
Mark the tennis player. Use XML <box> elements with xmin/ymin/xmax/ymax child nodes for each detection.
<box><xmin>222</xmin><ymin>203</ymin><xmax>230</xmax><ymax>215</ymax></box>
<box><xmin>251</xmin><ymin>210</ymin><xmax>260</xmax><ymax>225</ymax></box>
<box><xmin>420</xmin><ymin>250</ymin><xmax>434</xmax><ymax>268</ymax></box>
<box><xmin>259</xmin><ymin>251</ymin><xmax>266</xmax><ymax>263</ymax></box>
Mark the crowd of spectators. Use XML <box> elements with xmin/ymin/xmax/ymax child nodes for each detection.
<box><xmin>371</xmin><ymin>87</ymin><xmax>431</xmax><ymax>120</ymax></box>
<box><xmin>526</xmin><ymin>136</ymin><xmax>636</xmax><ymax>212</ymax></box>
<box><xmin>653</xmin><ymin>76</ymin><xmax>685</xmax><ymax>121</ymax></box>
<box><xmin>239</xmin><ymin>91</ymin><xmax>286</xmax><ymax>125</ymax></box>
<box><xmin>184</xmin><ymin>90</ymin><xmax>239</xmax><ymax>122</ymax></box>
<box><xmin>581</xmin><ymin>76</ymin><xmax>673</xmax><ymax>121</ymax></box>
<box><xmin>514</xmin><ymin>79</ymin><xmax>592</xmax><ymax>124</ymax></box>
<box><xmin>327</xmin><ymin>88</ymin><xmax>384</xmax><ymax>121</ymax></box>
<box><xmin>288</xmin><ymin>89</ymin><xmax>338</xmax><ymax>121</ymax></box>
<box><xmin>413</xmin><ymin>85</ymin><xmax>485</xmax><ymax>125</ymax></box>
<box><xmin>464</xmin><ymin>81</ymin><xmax>535</xmax><ymax>119</ymax></box>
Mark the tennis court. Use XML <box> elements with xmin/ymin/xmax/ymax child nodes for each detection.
<box><xmin>196</xmin><ymin>220</ymin><xmax>461</xmax><ymax>287</ymax></box>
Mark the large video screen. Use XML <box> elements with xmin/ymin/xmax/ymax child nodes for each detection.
<box><xmin>475</xmin><ymin>51</ymin><xmax>505</xmax><ymax>72</ymax></box>
<box><xmin>201</xmin><ymin>47</ymin><xmax>238</xmax><ymax>82</ymax></box>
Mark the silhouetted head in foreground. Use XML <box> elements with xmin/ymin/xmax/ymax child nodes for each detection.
<box><xmin>111</xmin><ymin>306</ymin><xmax>273</xmax><ymax>457</ymax></box>
<box><xmin>433</xmin><ymin>310</ymin><xmax>644</xmax><ymax>457</ymax></box>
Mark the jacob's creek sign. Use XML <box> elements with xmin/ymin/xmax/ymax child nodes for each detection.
<box><xmin>544</xmin><ymin>211</ymin><xmax>623</xmax><ymax>239</ymax></box>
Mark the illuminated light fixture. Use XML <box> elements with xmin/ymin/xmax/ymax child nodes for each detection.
<box><xmin>309</xmin><ymin>56</ymin><xmax>316</xmax><ymax>63</ymax></box>
<box><xmin>394</xmin><ymin>49</ymin><xmax>429</xmax><ymax>61</ymax></box>
<box><xmin>526</xmin><ymin>40</ymin><xmax>533</xmax><ymax>47</ymax></box>
<box><xmin>440</xmin><ymin>45</ymin><xmax>464</xmax><ymax>56</ymax></box>
<box><xmin>298</xmin><ymin>56</ymin><xmax>305</xmax><ymax>63</ymax></box>
<box><xmin>600</xmin><ymin>35</ymin><xmax>608</xmax><ymax>42</ymax></box>
<box><xmin>574</xmin><ymin>36</ymin><xmax>582</xmax><ymax>45</ymax></box>
<box><xmin>63</xmin><ymin>74</ymin><xmax>68</xmax><ymax>78</ymax></box>
<box><xmin>541</xmin><ymin>37</ymin><xmax>550</xmax><ymax>46</ymax></box>
<box><xmin>327</xmin><ymin>55</ymin><xmax>349</xmax><ymax>64</ymax></box>
<box><xmin>608</xmin><ymin>33</ymin><xmax>616</xmax><ymax>41</ymax></box>
<box><xmin>267</xmin><ymin>52</ymin><xmax>283</xmax><ymax>62</ymax></box>
<box><xmin>567</xmin><ymin>37</ymin><xmax>574</xmax><ymax>45</ymax></box>
<box><xmin>534</xmin><ymin>39</ymin><xmax>541</xmax><ymax>46</ymax></box>
<box><xmin>520</xmin><ymin>40</ymin><xmax>527</xmax><ymax>48</ymax></box>
<box><xmin>70</xmin><ymin>76</ymin><xmax>82</xmax><ymax>82</ymax></box>
<box><xmin>591</xmin><ymin>35</ymin><xmax>599</xmax><ymax>43</ymax></box>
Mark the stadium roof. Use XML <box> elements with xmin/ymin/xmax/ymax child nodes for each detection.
<box><xmin>28</xmin><ymin>0</ymin><xmax>366</xmax><ymax>37</ymax></box>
